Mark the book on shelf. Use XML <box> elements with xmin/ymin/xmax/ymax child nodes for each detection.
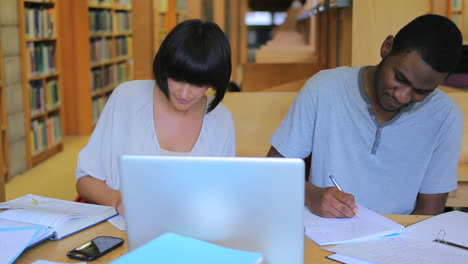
<box><xmin>327</xmin><ymin>210</ymin><xmax>468</xmax><ymax>264</ymax></box>
<box><xmin>111</xmin><ymin>232</ymin><xmax>263</xmax><ymax>264</ymax></box>
<box><xmin>0</xmin><ymin>194</ymin><xmax>117</xmax><ymax>241</ymax></box>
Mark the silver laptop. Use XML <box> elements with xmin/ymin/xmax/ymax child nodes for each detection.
<box><xmin>119</xmin><ymin>155</ymin><xmax>304</xmax><ymax>264</ymax></box>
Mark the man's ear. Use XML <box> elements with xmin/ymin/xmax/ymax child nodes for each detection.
<box><xmin>380</xmin><ymin>35</ymin><xmax>394</xmax><ymax>59</ymax></box>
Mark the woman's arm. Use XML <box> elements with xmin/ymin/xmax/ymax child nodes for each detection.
<box><xmin>76</xmin><ymin>176</ymin><xmax>123</xmax><ymax>214</ymax></box>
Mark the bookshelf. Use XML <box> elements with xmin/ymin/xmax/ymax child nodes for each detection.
<box><xmin>153</xmin><ymin>0</ymin><xmax>187</xmax><ymax>53</ymax></box>
<box><xmin>60</xmin><ymin>0</ymin><xmax>133</xmax><ymax>135</ymax></box>
<box><xmin>448</xmin><ymin>0</ymin><xmax>463</xmax><ymax>32</ymax></box>
<box><xmin>18</xmin><ymin>0</ymin><xmax>64</xmax><ymax>168</ymax></box>
<box><xmin>0</xmin><ymin>42</ymin><xmax>9</xmax><ymax>179</ymax></box>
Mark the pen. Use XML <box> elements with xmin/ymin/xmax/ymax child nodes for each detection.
<box><xmin>329</xmin><ymin>175</ymin><xmax>360</xmax><ymax>217</ymax></box>
<box><xmin>433</xmin><ymin>239</ymin><xmax>468</xmax><ymax>251</ymax></box>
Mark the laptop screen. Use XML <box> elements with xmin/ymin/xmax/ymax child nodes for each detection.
<box><xmin>119</xmin><ymin>155</ymin><xmax>304</xmax><ymax>264</ymax></box>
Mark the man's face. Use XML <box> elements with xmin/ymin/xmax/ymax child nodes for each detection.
<box><xmin>373</xmin><ymin>51</ymin><xmax>448</xmax><ymax>113</ymax></box>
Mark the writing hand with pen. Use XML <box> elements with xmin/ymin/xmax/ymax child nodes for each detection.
<box><xmin>304</xmin><ymin>175</ymin><xmax>360</xmax><ymax>218</ymax></box>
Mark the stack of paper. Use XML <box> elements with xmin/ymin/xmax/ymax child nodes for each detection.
<box><xmin>304</xmin><ymin>205</ymin><xmax>404</xmax><ymax>246</ymax></box>
<box><xmin>111</xmin><ymin>232</ymin><xmax>263</xmax><ymax>264</ymax></box>
<box><xmin>0</xmin><ymin>225</ymin><xmax>43</xmax><ymax>264</ymax></box>
<box><xmin>324</xmin><ymin>211</ymin><xmax>468</xmax><ymax>264</ymax></box>
<box><xmin>0</xmin><ymin>218</ymin><xmax>53</xmax><ymax>247</ymax></box>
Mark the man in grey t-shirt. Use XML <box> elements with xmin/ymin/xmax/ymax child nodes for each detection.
<box><xmin>268</xmin><ymin>15</ymin><xmax>464</xmax><ymax>217</ymax></box>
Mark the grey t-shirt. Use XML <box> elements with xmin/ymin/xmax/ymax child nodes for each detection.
<box><xmin>271</xmin><ymin>66</ymin><xmax>462</xmax><ymax>214</ymax></box>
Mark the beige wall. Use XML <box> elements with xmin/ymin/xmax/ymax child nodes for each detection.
<box><xmin>351</xmin><ymin>0</ymin><xmax>427</xmax><ymax>66</ymax></box>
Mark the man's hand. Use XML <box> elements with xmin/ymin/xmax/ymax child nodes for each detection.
<box><xmin>306</xmin><ymin>183</ymin><xmax>359</xmax><ymax>218</ymax></box>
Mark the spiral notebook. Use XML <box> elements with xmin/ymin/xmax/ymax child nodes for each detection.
<box><xmin>327</xmin><ymin>211</ymin><xmax>468</xmax><ymax>264</ymax></box>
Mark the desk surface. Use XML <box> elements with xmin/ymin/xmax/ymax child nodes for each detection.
<box><xmin>16</xmin><ymin>214</ymin><xmax>430</xmax><ymax>264</ymax></box>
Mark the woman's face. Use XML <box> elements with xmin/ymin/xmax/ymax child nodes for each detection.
<box><xmin>167</xmin><ymin>78</ymin><xmax>209</xmax><ymax>112</ymax></box>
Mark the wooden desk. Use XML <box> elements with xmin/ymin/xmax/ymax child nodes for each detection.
<box><xmin>16</xmin><ymin>215</ymin><xmax>430</xmax><ymax>263</ymax></box>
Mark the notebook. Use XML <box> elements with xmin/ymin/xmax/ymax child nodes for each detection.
<box><xmin>304</xmin><ymin>204</ymin><xmax>404</xmax><ymax>246</ymax></box>
<box><xmin>0</xmin><ymin>225</ymin><xmax>43</xmax><ymax>264</ymax></box>
<box><xmin>119</xmin><ymin>155</ymin><xmax>305</xmax><ymax>264</ymax></box>
<box><xmin>327</xmin><ymin>210</ymin><xmax>468</xmax><ymax>264</ymax></box>
<box><xmin>0</xmin><ymin>218</ymin><xmax>52</xmax><ymax>247</ymax></box>
<box><xmin>111</xmin><ymin>232</ymin><xmax>263</xmax><ymax>264</ymax></box>
<box><xmin>0</xmin><ymin>194</ymin><xmax>117</xmax><ymax>240</ymax></box>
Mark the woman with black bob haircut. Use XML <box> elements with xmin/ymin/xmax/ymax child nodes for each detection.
<box><xmin>154</xmin><ymin>19</ymin><xmax>231</xmax><ymax>113</ymax></box>
<box><xmin>74</xmin><ymin>19</ymin><xmax>236</xmax><ymax>214</ymax></box>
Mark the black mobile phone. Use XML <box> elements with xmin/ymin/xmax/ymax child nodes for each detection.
<box><xmin>67</xmin><ymin>236</ymin><xmax>124</xmax><ymax>261</ymax></box>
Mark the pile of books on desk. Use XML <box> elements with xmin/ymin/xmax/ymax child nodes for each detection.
<box><xmin>0</xmin><ymin>194</ymin><xmax>117</xmax><ymax>263</ymax></box>
<box><xmin>304</xmin><ymin>206</ymin><xmax>468</xmax><ymax>264</ymax></box>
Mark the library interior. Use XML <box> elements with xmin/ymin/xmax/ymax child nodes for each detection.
<box><xmin>1</xmin><ymin>0</ymin><xmax>468</xmax><ymax>263</ymax></box>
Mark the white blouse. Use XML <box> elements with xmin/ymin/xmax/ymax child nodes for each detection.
<box><xmin>75</xmin><ymin>80</ymin><xmax>236</xmax><ymax>190</ymax></box>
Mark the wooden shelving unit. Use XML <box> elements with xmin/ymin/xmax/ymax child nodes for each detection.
<box><xmin>0</xmin><ymin>42</ymin><xmax>9</xmax><ymax>180</ymax></box>
<box><xmin>153</xmin><ymin>0</ymin><xmax>187</xmax><ymax>54</ymax></box>
<box><xmin>18</xmin><ymin>0</ymin><xmax>64</xmax><ymax>168</ymax></box>
<box><xmin>448</xmin><ymin>0</ymin><xmax>464</xmax><ymax>32</ymax></box>
<box><xmin>60</xmin><ymin>0</ymin><xmax>133</xmax><ymax>135</ymax></box>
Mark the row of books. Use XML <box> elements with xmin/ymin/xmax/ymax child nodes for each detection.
<box><xmin>28</xmin><ymin>79</ymin><xmax>60</xmax><ymax>116</ymax></box>
<box><xmin>115</xmin><ymin>0</ymin><xmax>132</xmax><ymax>8</ymax></box>
<box><xmin>89</xmin><ymin>10</ymin><xmax>132</xmax><ymax>34</ymax></box>
<box><xmin>90</xmin><ymin>37</ymin><xmax>112</xmax><ymax>64</ymax></box>
<box><xmin>176</xmin><ymin>0</ymin><xmax>187</xmax><ymax>12</ymax></box>
<box><xmin>158</xmin><ymin>13</ymin><xmax>166</xmax><ymax>31</ymax></box>
<box><xmin>27</xmin><ymin>42</ymin><xmax>55</xmax><ymax>77</ymax></box>
<box><xmin>92</xmin><ymin>95</ymin><xmax>110</xmax><ymax>123</ymax></box>
<box><xmin>88</xmin><ymin>0</ymin><xmax>132</xmax><ymax>9</ymax></box>
<box><xmin>114</xmin><ymin>11</ymin><xmax>132</xmax><ymax>32</ymax></box>
<box><xmin>30</xmin><ymin>116</ymin><xmax>61</xmax><ymax>155</ymax></box>
<box><xmin>158</xmin><ymin>0</ymin><xmax>187</xmax><ymax>13</ymax></box>
<box><xmin>91</xmin><ymin>62</ymin><xmax>131</xmax><ymax>93</ymax></box>
<box><xmin>89</xmin><ymin>0</ymin><xmax>112</xmax><ymax>6</ymax></box>
<box><xmin>116</xmin><ymin>36</ymin><xmax>132</xmax><ymax>58</ymax></box>
<box><xmin>24</xmin><ymin>7</ymin><xmax>55</xmax><ymax>39</ymax></box>
<box><xmin>89</xmin><ymin>9</ymin><xmax>113</xmax><ymax>34</ymax></box>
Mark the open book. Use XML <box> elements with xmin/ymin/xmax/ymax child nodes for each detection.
<box><xmin>1</xmin><ymin>224</ymin><xmax>44</xmax><ymax>264</ymax></box>
<box><xmin>111</xmin><ymin>232</ymin><xmax>263</xmax><ymax>264</ymax></box>
<box><xmin>0</xmin><ymin>194</ymin><xmax>117</xmax><ymax>241</ymax></box>
<box><xmin>304</xmin><ymin>205</ymin><xmax>404</xmax><ymax>246</ymax></box>
<box><xmin>0</xmin><ymin>218</ymin><xmax>53</xmax><ymax>247</ymax></box>
<box><xmin>327</xmin><ymin>210</ymin><xmax>468</xmax><ymax>264</ymax></box>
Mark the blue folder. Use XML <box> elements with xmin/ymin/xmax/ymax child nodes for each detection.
<box><xmin>111</xmin><ymin>233</ymin><xmax>263</xmax><ymax>264</ymax></box>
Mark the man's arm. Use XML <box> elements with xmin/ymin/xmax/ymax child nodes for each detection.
<box><xmin>266</xmin><ymin>146</ymin><xmax>284</xmax><ymax>158</ymax></box>
<box><xmin>411</xmin><ymin>192</ymin><xmax>448</xmax><ymax>215</ymax></box>
<box><xmin>76</xmin><ymin>176</ymin><xmax>123</xmax><ymax>214</ymax></box>
<box><xmin>267</xmin><ymin>146</ymin><xmax>357</xmax><ymax>218</ymax></box>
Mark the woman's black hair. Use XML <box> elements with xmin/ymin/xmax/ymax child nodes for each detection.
<box><xmin>153</xmin><ymin>19</ymin><xmax>232</xmax><ymax>113</ymax></box>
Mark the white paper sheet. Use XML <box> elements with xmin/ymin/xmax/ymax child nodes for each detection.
<box><xmin>0</xmin><ymin>226</ymin><xmax>41</xmax><ymax>264</ymax></box>
<box><xmin>304</xmin><ymin>205</ymin><xmax>404</xmax><ymax>246</ymax></box>
<box><xmin>108</xmin><ymin>215</ymin><xmax>126</xmax><ymax>231</ymax></box>
<box><xmin>327</xmin><ymin>253</ymin><xmax>376</xmax><ymax>264</ymax></box>
<box><xmin>329</xmin><ymin>236</ymin><xmax>468</xmax><ymax>264</ymax></box>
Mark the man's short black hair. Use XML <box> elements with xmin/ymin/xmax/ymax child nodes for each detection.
<box><xmin>153</xmin><ymin>19</ymin><xmax>232</xmax><ymax>113</ymax></box>
<box><xmin>390</xmin><ymin>14</ymin><xmax>463</xmax><ymax>73</ymax></box>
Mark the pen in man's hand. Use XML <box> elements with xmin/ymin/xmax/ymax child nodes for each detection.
<box><xmin>329</xmin><ymin>175</ymin><xmax>361</xmax><ymax>217</ymax></box>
